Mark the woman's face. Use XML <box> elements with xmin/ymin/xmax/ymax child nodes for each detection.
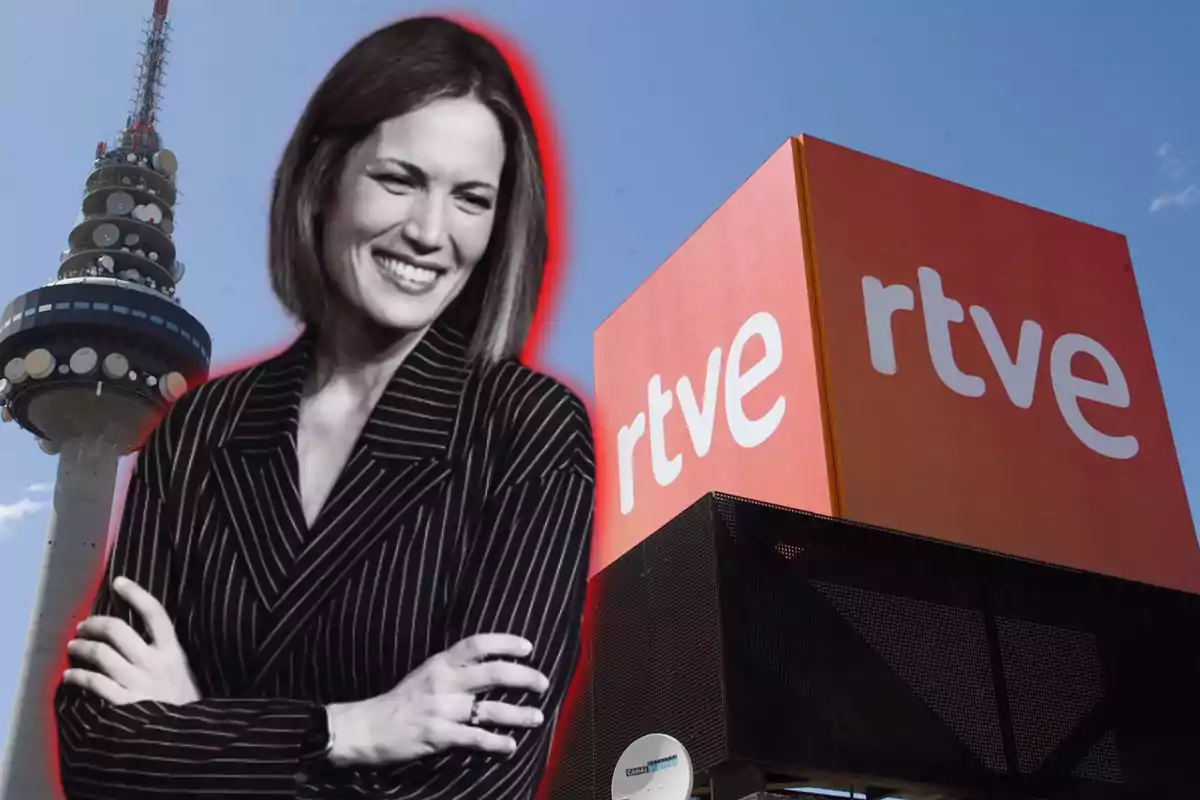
<box><xmin>323</xmin><ymin>96</ymin><xmax>506</xmax><ymax>332</ymax></box>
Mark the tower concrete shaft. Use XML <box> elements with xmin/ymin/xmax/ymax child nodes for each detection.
<box><xmin>0</xmin><ymin>440</ymin><xmax>122</xmax><ymax>800</ymax></box>
<box><xmin>0</xmin><ymin>0</ymin><xmax>210</xmax><ymax>796</ymax></box>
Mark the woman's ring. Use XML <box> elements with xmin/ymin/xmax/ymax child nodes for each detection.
<box><xmin>468</xmin><ymin>697</ymin><xmax>483</xmax><ymax>726</ymax></box>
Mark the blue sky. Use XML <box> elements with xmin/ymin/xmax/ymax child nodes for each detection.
<box><xmin>0</xmin><ymin>0</ymin><xmax>1197</xmax><ymax>787</ymax></box>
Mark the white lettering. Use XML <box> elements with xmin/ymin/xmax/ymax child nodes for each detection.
<box><xmin>970</xmin><ymin>306</ymin><xmax>1043</xmax><ymax>409</ymax></box>
<box><xmin>862</xmin><ymin>276</ymin><xmax>915</xmax><ymax>375</ymax></box>
<box><xmin>617</xmin><ymin>311</ymin><xmax>787</xmax><ymax>516</ymax></box>
<box><xmin>676</xmin><ymin>348</ymin><xmax>722</xmax><ymax>458</ymax></box>
<box><xmin>726</xmin><ymin>311</ymin><xmax>786</xmax><ymax>448</ymax></box>
<box><xmin>617</xmin><ymin>413</ymin><xmax>645</xmax><ymax>515</ymax></box>
<box><xmin>647</xmin><ymin>375</ymin><xmax>682</xmax><ymax>486</ymax></box>
<box><xmin>918</xmin><ymin>266</ymin><xmax>985</xmax><ymax>398</ymax></box>
<box><xmin>862</xmin><ymin>265</ymin><xmax>1138</xmax><ymax>460</ymax></box>
<box><xmin>1050</xmin><ymin>334</ymin><xmax>1138</xmax><ymax>460</ymax></box>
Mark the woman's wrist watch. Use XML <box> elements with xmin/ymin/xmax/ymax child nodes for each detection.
<box><xmin>302</xmin><ymin>705</ymin><xmax>335</xmax><ymax>762</ymax></box>
<box><xmin>323</xmin><ymin>707</ymin><xmax>337</xmax><ymax>758</ymax></box>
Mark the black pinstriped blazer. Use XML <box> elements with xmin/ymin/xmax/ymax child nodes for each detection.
<box><xmin>54</xmin><ymin>318</ymin><xmax>595</xmax><ymax>800</ymax></box>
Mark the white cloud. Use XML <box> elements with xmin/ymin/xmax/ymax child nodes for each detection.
<box><xmin>1156</xmin><ymin>142</ymin><xmax>1191</xmax><ymax>181</ymax></box>
<box><xmin>0</xmin><ymin>498</ymin><xmax>47</xmax><ymax>532</ymax></box>
<box><xmin>25</xmin><ymin>482</ymin><xmax>52</xmax><ymax>493</ymax></box>
<box><xmin>1150</xmin><ymin>184</ymin><xmax>1200</xmax><ymax>213</ymax></box>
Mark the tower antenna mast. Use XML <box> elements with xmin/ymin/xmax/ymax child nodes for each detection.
<box><xmin>126</xmin><ymin>0</ymin><xmax>171</xmax><ymax>152</ymax></box>
<box><xmin>0</xmin><ymin>2</ymin><xmax>211</xmax><ymax>795</ymax></box>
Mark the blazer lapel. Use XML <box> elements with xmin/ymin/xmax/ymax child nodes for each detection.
<box><xmin>209</xmin><ymin>333</ymin><xmax>312</xmax><ymax>613</ymax></box>
<box><xmin>213</xmin><ymin>321</ymin><xmax>477</xmax><ymax>687</ymax></box>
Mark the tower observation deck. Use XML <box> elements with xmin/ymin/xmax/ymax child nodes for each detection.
<box><xmin>0</xmin><ymin>1</ymin><xmax>211</xmax><ymax>795</ymax></box>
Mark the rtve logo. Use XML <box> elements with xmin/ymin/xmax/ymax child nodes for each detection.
<box><xmin>863</xmin><ymin>266</ymin><xmax>1137</xmax><ymax>461</ymax></box>
<box><xmin>616</xmin><ymin>311</ymin><xmax>786</xmax><ymax>515</ymax></box>
<box><xmin>616</xmin><ymin>264</ymin><xmax>1138</xmax><ymax>518</ymax></box>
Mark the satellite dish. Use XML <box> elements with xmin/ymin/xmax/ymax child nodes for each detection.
<box><xmin>160</xmin><ymin>371</ymin><xmax>188</xmax><ymax>401</ymax></box>
<box><xmin>69</xmin><ymin>348</ymin><xmax>98</xmax><ymax>375</ymax></box>
<box><xmin>97</xmin><ymin>255</ymin><xmax>114</xmax><ymax>271</ymax></box>
<box><xmin>171</xmin><ymin>260</ymin><xmax>185</xmax><ymax>281</ymax></box>
<box><xmin>0</xmin><ymin>378</ymin><xmax>9</xmax><ymax>398</ymax></box>
<box><xmin>124</xmin><ymin>232</ymin><xmax>140</xmax><ymax>246</ymax></box>
<box><xmin>101</xmin><ymin>352</ymin><xmax>129</xmax><ymax>380</ymax></box>
<box><xmin>611</xmin><ymin>734</ymin><xmax>693</xmax><ymax>800</ymax></box>
<box><xmin>132</xmin><ymin>203</ymin><xmax>163</xmax><ymax>224</ymax></box>
<box><xmin>160</xmin><ymin>217</ymin><xmax>175</xmax><ymax>234</ymax></box>
<box><xmin>4</xmin><ymin>357</ymin><xmax>28</xmax><ymax>384</ymax></box>
<box><xmin>126</xmin><ymin>153</ymin><xmax>137</xmax><ymax>163</ymax></box>
<box><xmin>152</xmin><ymin>149</ymin><xmax>178</xmax><ymax>175</ymax></box>
<box><xmin>121</xmin><ymin>176</ymin><xmax>132</xmax><ymax>185</ymax></box>
<box><xmin>24</xmin><ymin>349</ymin><xmax>56</xmax><ymax>380</ymax></box>
<box><xmin>106</xmin><ymin>191</ymin><xmax>135</xmax><ymax>216</ymax></box>
<box><xmin>38</xmin><ymin>438</ymin><xmax>62</xmax><ymax>455</ymax></box>
<box><xmin>92</xmin><ymin>223</ymin><xmax>120</xmax><ymax>247</ymax></box>
<box><xmin>148</xmin><ymin>251</ymin><xmax>159</xmax><ymax>262</ymax></box>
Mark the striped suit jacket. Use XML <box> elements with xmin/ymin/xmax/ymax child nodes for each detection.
<box><xmin>54</xmin><ymin>319</ymin><xmax>595</xmax><ymax>799</ymax></box>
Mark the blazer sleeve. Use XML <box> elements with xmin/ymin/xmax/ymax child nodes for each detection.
<box><xmin>427</xmin><ymin>379</ymin><xmax>595</xmax><ymax>800</ymax></box>
<box><xmin>54</xmin><ymin>394</ymin><xmax>332</xmax><ymax>800</ymax></box>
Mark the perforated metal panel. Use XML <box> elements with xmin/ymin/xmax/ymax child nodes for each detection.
<box><xmin>544</xmin><ymin>493</ymin><xmax>1200</xmax><ymax>800</ymax></box>
<box><xmin>1071</xmin><ymin>731</ymin><xmax>1122</xmax><ymax>785</ymax></box>
<box><xmin>642</xmin><ymin>500</ymin><xmax>728</xmax><ymax>766</ymax></box>
<box><xmin>812</xmin><ymin>582</ymin><xmax>1007</xmax><ymax>773</ymax></box>
<box><xmin>996</xmin><ymin>617</ymin><xmax>1104</xmax><ymax>775</ymax></box>
<box><xmin>545</xmin><ymin>640</ymin><xmax>594</xmax><ymax>800</ymax></box>
<box><xmin>713</xmin><ymin>498</ymin><xmax>1008</xmax><ymax>791</ymax></box>
<box><xmin>547</xmin><ymin>500</ymin><xmax>729</xmax><ymax>800</ymax></box>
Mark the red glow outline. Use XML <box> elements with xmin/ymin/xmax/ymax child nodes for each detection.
<box><xmin>43</xmin><ymin>13</ymin><xmax>590</xmax><ymax>798</ymax></box>
<box><xmin>444</xmin><ymin>15</ymin><xmax>595</xmax><ymax>797</ymax></box>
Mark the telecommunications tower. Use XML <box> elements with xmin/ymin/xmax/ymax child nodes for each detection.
<box><xmin>0</xmin><ymin>0</ymin><xmax>210</xmax><ymax>795</ymax></box>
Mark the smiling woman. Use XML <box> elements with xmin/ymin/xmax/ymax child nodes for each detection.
<box><xmin>328</xmin><ymin>101</ymin><xmax>505</xmax><ymax>316</ymax></box>
<box><xmin>53</xmin><ymin>16</ymin><xmax>594</xmax><ymax>800</ymax></box>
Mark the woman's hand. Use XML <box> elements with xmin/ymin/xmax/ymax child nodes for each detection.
<box><xmin>62</xmin><ymin>576</ymin><xmax>201</xmax><ymax>706</ymax></box>
<box><xmin>326</xmin><ymin>633</ymin><xmax>549</xmax><ymax>766</ymax></box>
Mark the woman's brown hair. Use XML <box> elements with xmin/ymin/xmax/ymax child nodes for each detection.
<box><xmin>268</xmin><ymin>16</ymin><xmax>547</xmax><ymax>362</ymax></box>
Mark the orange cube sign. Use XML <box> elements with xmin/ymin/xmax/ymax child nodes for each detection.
<box><xmin>591</xmin><ymin>136</ymin><xmax>1200</xmax><ymax>595</ymax></box>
